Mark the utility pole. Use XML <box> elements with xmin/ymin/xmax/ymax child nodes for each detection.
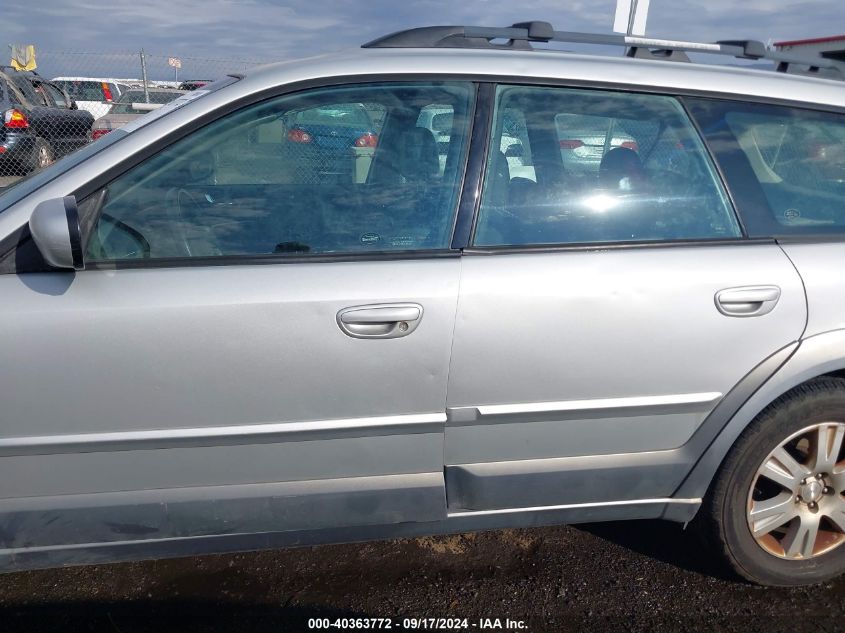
<box><xmin>139</xmin><ymin>49</ymin><xmax>150</xmax><ymax>103</ymax></box>
<box><xmin>627</xmin><ymin>0</ymin><xmax>639</xmax><ymax>35</ymax></box>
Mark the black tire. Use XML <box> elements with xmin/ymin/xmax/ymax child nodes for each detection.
<box><xmin>698</xmin><ymin>376</ymin><xmax>845</xmax><ymax>586</ymax></box>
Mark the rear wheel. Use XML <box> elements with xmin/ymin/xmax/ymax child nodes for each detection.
<box><xmin>701</xmin><ymin>377</ymin><xmax>845</xmax><ymax>586</ymax></box>
<box><xmin>31</xmin><ymin>138</ymin><xmax>54</xmax><ymax>172</ymax></box>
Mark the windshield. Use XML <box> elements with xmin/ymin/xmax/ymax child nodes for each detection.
<box><xmin>110</xmin><ymin>90</ymin><xmax>185</xmax><ymax>114</ymax></box>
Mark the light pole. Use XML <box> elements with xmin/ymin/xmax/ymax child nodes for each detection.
<box><xmin>614</xmin><ymin>0</ymin><xmax>650</xmax><ymax>36</ymax></box>
<box><xmin>627</xmin><ymin>0</ymin><xmax>639</xmax><ymax>35</ymax></box>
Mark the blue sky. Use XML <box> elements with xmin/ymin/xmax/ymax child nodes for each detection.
<box><xmin>1</xmin><ymin>0</ymin><xmax>840</xmax><ymax>77</ymax></box>
<box><xmin>3</xmin><ymin>0</ymin><xmax>841</xmax><ymax>59</ymax></box>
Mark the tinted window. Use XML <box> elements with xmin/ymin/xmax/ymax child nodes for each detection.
<box><xmin>84</xmin><ymin>82</ymin><xmax>473</xmax><ymax>261</ymax></box>
<box><xmin>687</xmin><ymin>99</ymin><xmax>845</xmax><ymax>236</ymax></box>
<box><xmin>3</xmin><ymin>80</ymin><xmax>23</xmax><ymax>105</ymax></box>
<box><xmin>54</xmin><ymin>80</ymin><xmax>106</xmax><ymax>101</ymax></box>
<box><xmin>8</xmin><ymin>75</ymin><xmax>41</xmax><ymax>104</ymax></box>
<box><xmin>474</xmin><ymin>86</ymin><xmax>740</xmax><ymax>246</ymax></box>
<box><xmin>42</xmin><ymin>83</ymin><xmax>69</xmax><ymax>108</ymax></box>
<box><xmin>29</xmin><ymin>83</ymin><xmax>51</xmax><ymax>107</ymax></box>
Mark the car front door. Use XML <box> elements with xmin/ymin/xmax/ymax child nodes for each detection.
<box><xmin>444</xmin><ymin>84</ymin><xmax>807</xmax><ymax>512</ymax></box>
<box><xmin>0</xmin><ymin>80</ymin><xmax>475</xmax><ymax>555</ymax></box>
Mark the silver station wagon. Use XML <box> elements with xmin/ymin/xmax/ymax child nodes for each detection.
<box><xmin>2</xmin><ymin>22</ymin><xmax>845</xmax><ymax>587</ymax></box>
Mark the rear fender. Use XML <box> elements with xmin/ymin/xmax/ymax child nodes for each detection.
<box><xmin>670</xmin><ymin>328</ymin><xmax>845</xmax><ymax>508</ymax></box>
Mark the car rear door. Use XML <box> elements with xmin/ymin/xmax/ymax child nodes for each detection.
<box><xmin>0</xmin><ymin>80</ymin><xmax>475</xmax><ymax>554</ymax></box>
<box><xmin>444</xmin><ymin>84</ymin><xmax>807</xmax><ymax>512</ymax></box>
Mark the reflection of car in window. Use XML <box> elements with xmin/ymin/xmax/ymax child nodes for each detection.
<box><xmin>282</xmin><ymin>103</ymin><xmax>379</xmax><ymax>182</ymax></box>
<box><xmin>555</xmin><ymin>113</ymin><xmax>641</xmax><ymax>174</ymax></box>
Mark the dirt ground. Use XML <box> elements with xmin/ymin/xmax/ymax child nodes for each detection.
<box><xmin>1</xmin><ymin>519</ymin><xmax>843</xmax><ymax>632</ymax></box>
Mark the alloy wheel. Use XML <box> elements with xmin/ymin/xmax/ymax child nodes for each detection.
<box><xmin>747</xmin><ymin>422</ymin><xmax>845</xmax><ymax>559</ymax></box>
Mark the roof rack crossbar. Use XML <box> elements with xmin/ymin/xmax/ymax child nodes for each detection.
<box><xmin>362</xmin><ymin>22</ymin><xmax>845</xmax><ymax>78</ymax></box>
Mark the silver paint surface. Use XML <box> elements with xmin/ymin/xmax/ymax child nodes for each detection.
<box><xmin>445</xmin><ymin>246</ymin><xmax>805</xmax><ymax>505</ymax></box>
<box><xmin>0</xmin><ymin>44</ymin><xmax>840</xmax><ymax>569</ymax></box>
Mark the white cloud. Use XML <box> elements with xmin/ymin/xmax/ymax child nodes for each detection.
<box><xmin>0</xmin><ymin>0</ymin><xmax>839</xmax><ymax>64</ymax></box>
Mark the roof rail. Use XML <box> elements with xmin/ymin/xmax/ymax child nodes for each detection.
<box><xmin>363</xmin><ymin>21</ymin><xmax>845</xmax><ymax>80</ymax></box>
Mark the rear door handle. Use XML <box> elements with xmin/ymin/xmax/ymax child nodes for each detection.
<box><xmin>715</xmin><ymin>286</ymin><xmax>781</xmax><ymax>317</ymax></box>
<box><xmin>337</xmin><ymin>303</ymin><xmax>423</xmax><ymax>339</ymax></box>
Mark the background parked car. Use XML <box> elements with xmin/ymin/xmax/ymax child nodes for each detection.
<box><xmin>282</xmin><ymin>102</ymin><xmax>380</xmax><ymax>182</ymax></box>
<box><xmin>555</xmin><ymin>112</ymin><xmax>640</xmax><ymax>175</ymax></box>
<box><xmin>91</xmin><ymin>88</ymin><xmax>187</xmax><ymax>140</ymax></box>
<box><xmin>178</xmin><ymin>80</ymin><xmax>213</xmax><ymax>91</ymax></box>
<box><xmin>0</xmin><ymin>68</ymin><xmax>94</xmax><ymax>175</ymax></box>
<box><xmin>51</xmin><ymin>77</ymin><xmax>130</xmax><ymax>119</ymax></box>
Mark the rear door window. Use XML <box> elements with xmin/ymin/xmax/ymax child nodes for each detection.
<box><xmin>474</xmin><ymin>85</ymin><xmax>740</xmax><ymax>246</ymax></box>
<box><xmin>687</xmin><ymin>99</ymin><xmax>845</xmax><ymax>236</ymax></box>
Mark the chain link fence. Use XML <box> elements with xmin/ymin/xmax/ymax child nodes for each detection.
<box><xmin>0</xmin><ymin>50</ymin><xmax>275</xmax><ymax>185</ymax></box>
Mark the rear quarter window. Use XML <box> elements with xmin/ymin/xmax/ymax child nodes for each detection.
<box><xmin>9</xmin><ymin>75</ymin><xmax>41</xmax><ymax>104</ymax></box>
<box><xmin>687</xmin><ymin>98</ymin><xmax>845</xmax><ymax>237</ymax></box>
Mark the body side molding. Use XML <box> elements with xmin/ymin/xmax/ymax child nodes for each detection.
<box><xmin>447</xmin><ymin>497</ymin><xmax>701</xmax><ymax>518</ymax></box>
<box><xmin>447</xmin><ymin>392</ymin><xmax>722</xmax><ymax>426</ymax></box>
<box><xmin>0</xmin><ymin>413</ymin><xmax>447</xmax><ymax>457</ymax></box>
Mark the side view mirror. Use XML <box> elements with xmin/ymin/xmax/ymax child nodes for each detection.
<box><xmin>69</xmin><ymin>100</ymin><xmax>78</xmax><ymax>110</ymax></box>
<box><xmin>29</xmin><ymin>196</ymin><xmax>84</xmax><ymax>270</ymax></box>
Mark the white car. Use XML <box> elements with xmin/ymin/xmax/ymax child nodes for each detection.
<box><xmin>50</xmin><ymin>77</ymin><xmax>130</xmax><ymax>119</ymax></box>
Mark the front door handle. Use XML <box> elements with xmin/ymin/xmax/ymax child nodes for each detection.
<box><xmin>715</xmin><ymin>286</ymin><xmax>781</xmax><ymax>317</ymax></box>
<box><xmin>337</xmin><ymin>303</ymin><xmax>423</xmax><ymax>339</ymax></box>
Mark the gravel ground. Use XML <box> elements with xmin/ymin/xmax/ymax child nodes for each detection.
<box><xmin>0</xmin><ymin>519</ymin><xmax>843</xmax><ymax>632</ymax></box>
